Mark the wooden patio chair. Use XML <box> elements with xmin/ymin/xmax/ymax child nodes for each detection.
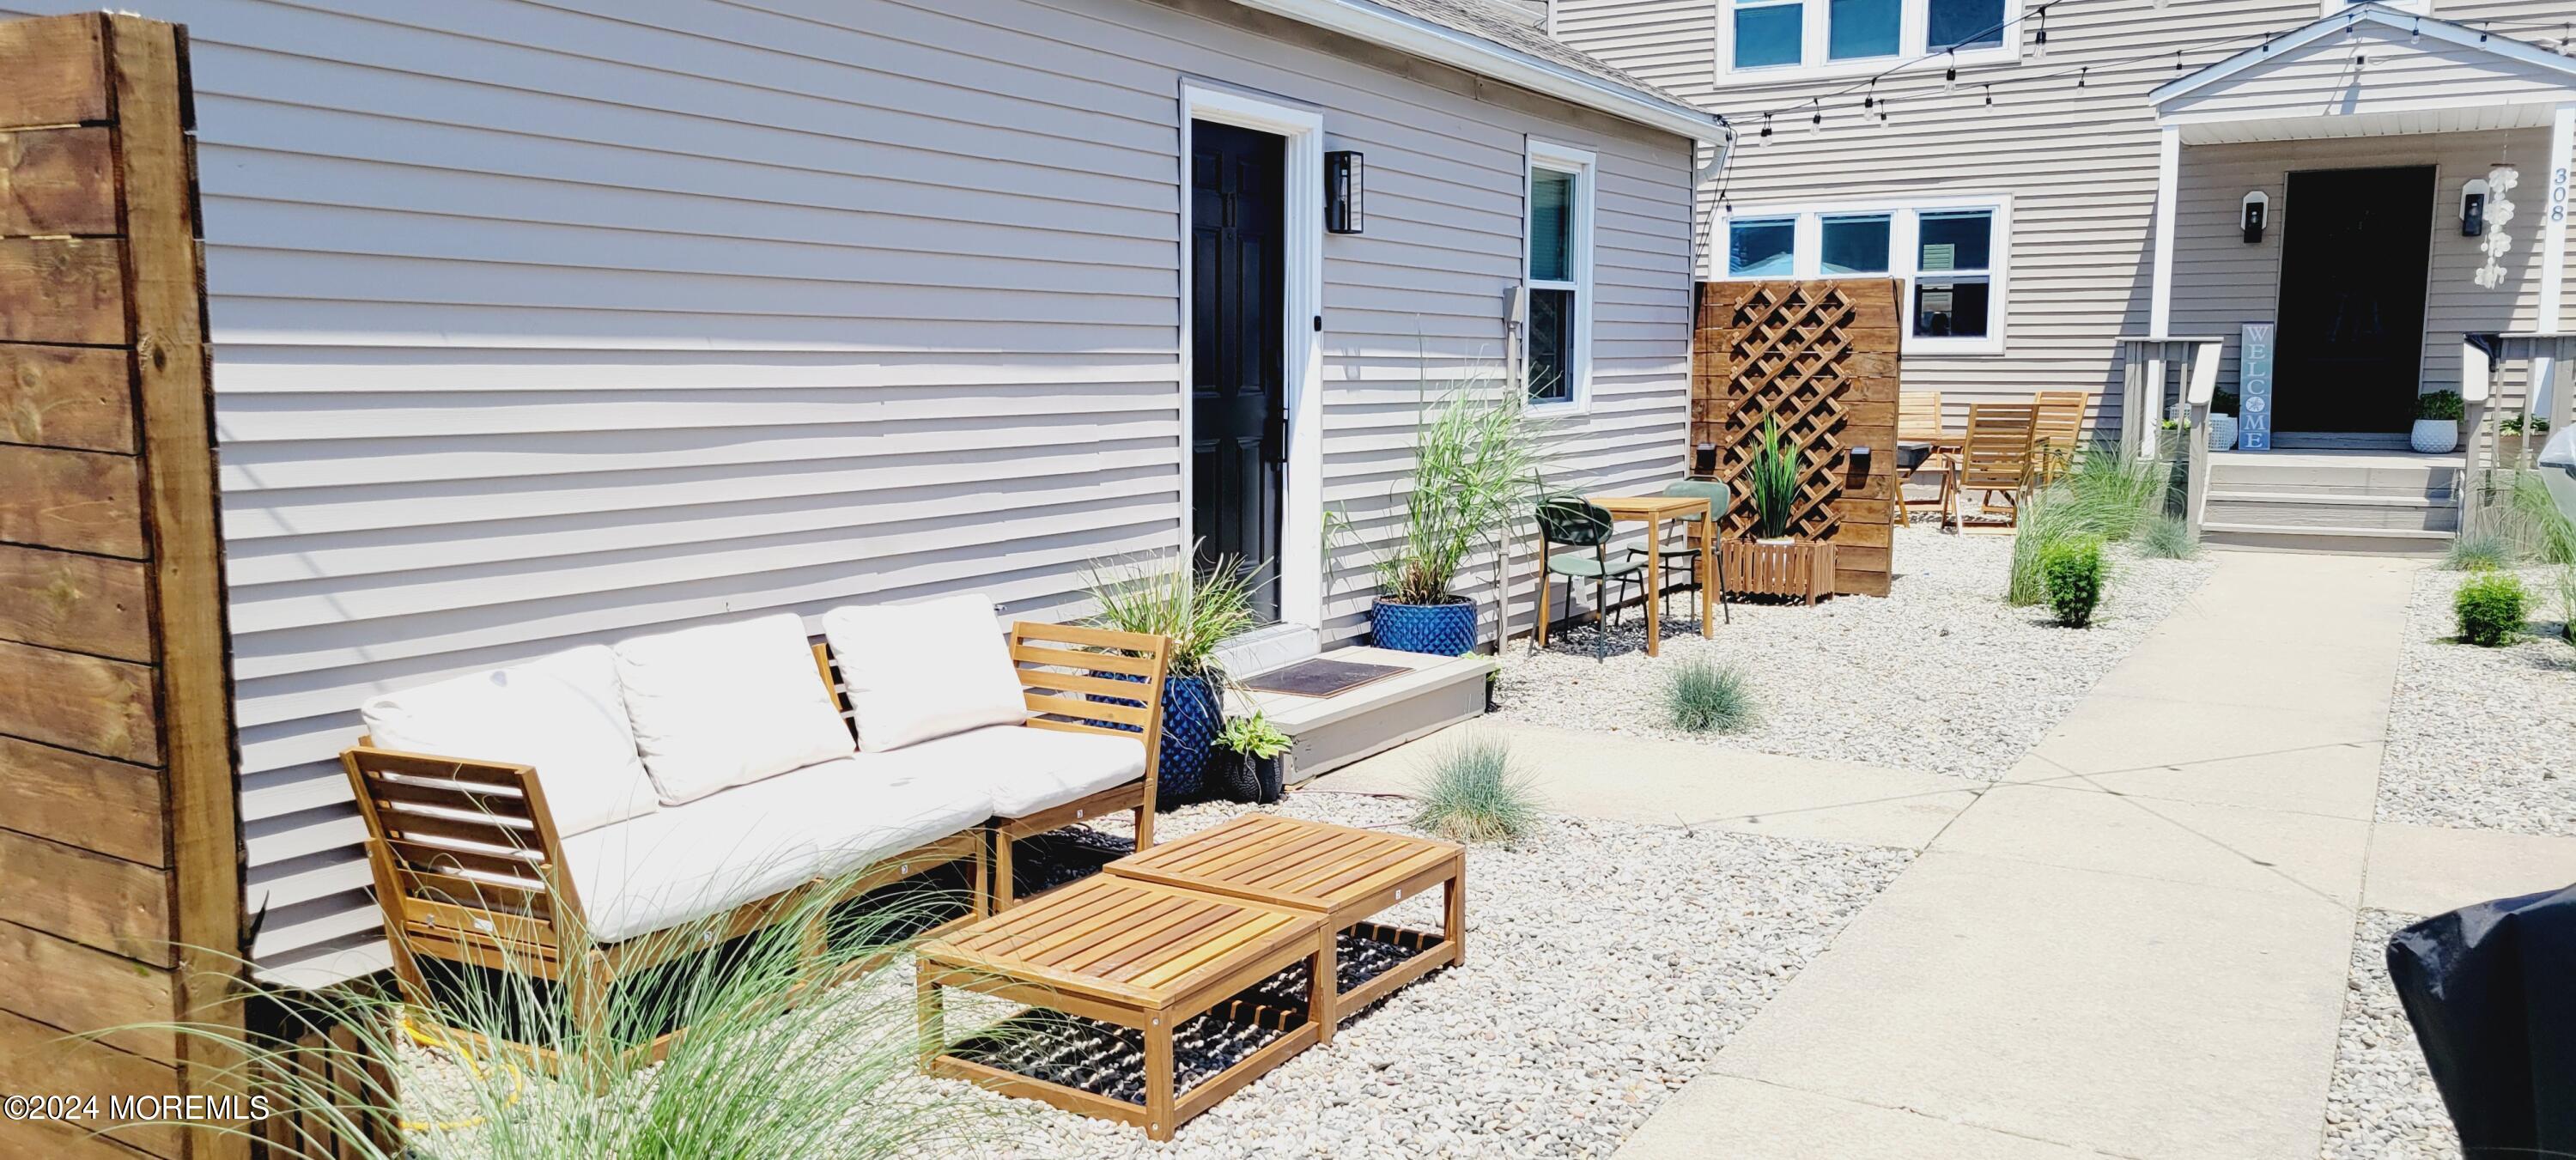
<box><xmin>1897</xmin><ymin>391</ymin><xmax>1954</xmax><ymax>523</ymax></box>
<box><xmin>1942</xmin><ymin>403</ymin><xmax>2038</xmax><ymax>532</ymax></box>
<box><xmin>2032</xmin><ymin>391</ymin><xmax>2088</xmax><ymax>484</ymax></box>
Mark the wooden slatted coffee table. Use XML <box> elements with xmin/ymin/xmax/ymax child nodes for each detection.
<box><xmin>914</xmin><ymin>875</ymin><xmax>1325</xmax><ymax>1140</ymax></box>
<box><xmin>1105</xmin><ymin>814</ymin><xmax>1465</xmax><ymax>1044</ymax></box>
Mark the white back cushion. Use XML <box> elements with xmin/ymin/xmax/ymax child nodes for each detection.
<box><xmin>359</xmin><ymin>646</ymin><xmax>656</xmax><ymax>836</ymax></box>
<box><xmin>822</xmin><ymin>594</ymin><xmax>1030</xmax><ymax>752</ymax></box>
<box><xmin>613</xmin><ymin>613</ymin><xmax>856</xmax><ymax>805</ymax></box>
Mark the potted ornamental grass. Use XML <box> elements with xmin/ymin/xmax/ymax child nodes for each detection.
<box><xmin>1728</xmin><ymin>413</ymin><xmax>1836</xmax><ymax>603</ymax></box>
<box><xmin>1370</xmin><ymin>377</ymin><xmax>1542</xmax><ymax>655</ymax></box>
<box><xmin>1084</xmin><ymin>550</ymin><xmax>1258</xmax><ymax>799</ymax></box>
<box><xmin>2413</xmin><ymin>390</ymin><xmax>2464</xmax><ymax>454</ymax></box>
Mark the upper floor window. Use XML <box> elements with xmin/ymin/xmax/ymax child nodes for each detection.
<box><xmin>1721</xmin><ymin>0</ymin><xmax>2019</xmax><ymax>80</ymax></box>
<box><xmin>1717</xmin><ymin>196</ymin><xmax>2011</xmax><ymax>355</ymax></box>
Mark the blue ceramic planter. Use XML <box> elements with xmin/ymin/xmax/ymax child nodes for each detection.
<box><xmin>1091</xmin><ymin>672</ymin><xmax>1218</xmax><ymax>800</ymax></box>
<box><xmin>1371</xmin><ymin>597</ymin><xmax>1478</xmax><ymax>656</ymax></box>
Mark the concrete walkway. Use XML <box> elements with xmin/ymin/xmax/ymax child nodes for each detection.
<box><xmin>1316</xmin><ymin>551</ymin><xmax>2576</xmax><ymax>1158</ymax></box>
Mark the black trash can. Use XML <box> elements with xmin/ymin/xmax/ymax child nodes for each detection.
<box><xmin>2385</xmin><ymin>883</ymin><xmax>2576</xmax><ymax>1157</ymax></box>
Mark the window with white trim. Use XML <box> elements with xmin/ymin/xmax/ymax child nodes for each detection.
<box><xmin>1717</xmin><ymin>197</ymin><xmax>2010</xmax><ymax>354</ymax></box>
<box><xmin>1720</xmin><ymin>0</ymin><xmax>2017</xmax><ymax>80</ymax></box>
<box><xmin>1525</xmin><ymin>143</ymin><xmax>1595</xmax><ymax>410</ymax></box>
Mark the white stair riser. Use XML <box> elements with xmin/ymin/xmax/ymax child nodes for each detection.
<box><xmin>2203</xmin><ymin>464</ymin><xmax>2459</xmax><ymax>498</ymax></box>
<box><xmin>2202</xmin><ymin>498</ymin><xmax>2459</xmax><ymax>532</ymax></box>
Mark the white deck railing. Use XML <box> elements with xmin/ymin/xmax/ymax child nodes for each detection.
<box><xmin>2116</xmin><ymin>336</ymin><xmax>2225</xmax><ymax>533</ymax></box>
<box><xmin>2460</xmin><ymin>332</ymin><xmax>2576</xmax><ymax>533</ymax></box>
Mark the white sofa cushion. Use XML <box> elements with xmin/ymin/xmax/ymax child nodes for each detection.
<box><xmin>613</xmin><ymin>613</ymin><xmax>856</xmax><ymax>805</ymax></box>
<box><xmin>359</xmin><ymin>646</ymin><xmax>656</xmax><ymax>836</ymax></box>
<box><xmin>821</xmin><ymin>595</ymin><xmax>1030</xmax><ymax>752</ymax></box>
<box><xmin>559</xmin><ymin>756</ymin><xmax>993</xmax><ymax>944</ymax></box>
<box><xmin>872</xmin><ymin>723</ymin><xmax>1145</xmax><ymax>818</ymax></box>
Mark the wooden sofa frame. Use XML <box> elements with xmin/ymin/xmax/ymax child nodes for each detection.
<box><xmin>342</xmin><ymin>618</ymin><xmax>1170</xmax><ymax>1056</ymax></box>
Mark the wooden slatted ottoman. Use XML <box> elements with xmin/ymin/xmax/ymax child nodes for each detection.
<box><xmin>914</xmin><ymin>875</ymin><xmax>1325</xmax><ymax>1140</ymax></box>
<box><xmin>1105</xmin><ymin>814</ymin><xmax>1465</xmax><ymax>1044</ymax></box>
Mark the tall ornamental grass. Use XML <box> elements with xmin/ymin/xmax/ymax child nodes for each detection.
<box><xmin>1376</xmin><ymin>376</ymin><xmax>1546</xmax><ymax>605</ymax></box>
<box><xmin>1084</xmin><ymin>549</ymin><xmax>1260</xmax><ymax>678</ymax></box>
<box><xmin>2008</xmin><ymin>451</ymin><xmax>2167</xmax><ymax>605</ymax></box>
<box><xmin>112</xmin><ymin>862</ymin><xmax>1018</xmax><ymax>1160</ymax></box>
<box><xmin>1749</xmin><ymin>414</ymin><xmax>1800</xmax><ymax>539</ymax></box>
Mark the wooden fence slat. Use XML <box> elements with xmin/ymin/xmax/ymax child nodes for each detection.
<box><xmin>0</xmin><ymin>637</ymin><xmax>161</xmax><ymax>764</ymax></box>
<box><xmin>0</xmin><ymin>442</ymin><xmax>144</xmax><ymax>556</ymax></box>
<box><xmin>0</xmin><ymin>733</ymin><xmax>167</xmax><ymax>866</ymax></box>
<box><xmin>0</xmin><ymin>14</ymin><xmax>110</xmax><ymax>131</ymax></box>
<box><xmin>0</xmin><ymin>918</ymin><xmax>180</xmax><ymax>1062</ymax></box>
<box><xmin>0</xmin><ymin>126</ymin><xmax>118</xmax><ymax>235</ymax></box>
<box><xmin>3</xmin><ymin>343</ymin><xmax>135</xmax><ymax>452</ymax></box>
<box><xmin>0</xmin><ymin>543</ymin><xmax>151</xmax><ymax>659</ymax></box>
<box><xmin>0</xmin><ymin>829</ymin><xmax>174</xmax><ymax>965</ymax></box>
<box><xmin>0</xmin><ymin>237</ymin><xmax>126</xmax><ymax>345</ymax></box>
<box><xmin>0</xmin><ymin>1009</ymin><xmax>181</xmax><ymax>1160</ymax></box>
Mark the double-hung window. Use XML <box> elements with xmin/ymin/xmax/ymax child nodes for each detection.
<box><xmin>1719</xmin><ymin>197</ymin><xmax>2008</xmax><ymax>354</ymax></box>
<box><xmin>1722</xmin><ymin>0</ymin><xmax>2017</xmax><ymax>79</ymax></box>
<box><xmin>1524</xmin><ymin>142</ymin><xmax>1595</xmax><ymax>410</ymax></box>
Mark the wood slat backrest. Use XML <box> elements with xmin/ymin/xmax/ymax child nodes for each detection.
<box><xmin>1899</xmin><ymin>391</ymin><xmax>1947</xmax><ymax>443</ymax></box>
<box><xmin>1958</xmin><ymin>404</ymin><xmax>2038</xmax><ymax>492</ymax></box>
<box><xmin>2032</xmin><ymin>391</ymin><xmax>2087</xmax><ymax>459</ymax></box>
<box><xmin>342</xmin><ymin>747</ymin><xmax>570</xmax><ymax>934</ymax></box>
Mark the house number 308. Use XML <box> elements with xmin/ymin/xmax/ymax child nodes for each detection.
<box><xmin>2555</xmin><ymin>167</ymin><xmax>2570</xmax><ymax>224</ymax></box>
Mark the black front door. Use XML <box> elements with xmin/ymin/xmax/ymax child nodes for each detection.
<box><xmin>2273</xmin><ymin>166</ymin><xmax>2433</xmax><ymax>436</ymax></box>
<box><xmin>1189</xmin><ymin>119</ymin><xmax>1285</xmax><ymax>619</ymax></box>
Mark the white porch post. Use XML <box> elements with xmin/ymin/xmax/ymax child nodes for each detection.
<box><xmin>2535</xmin><ymin>103</ymin><xmax>2575</xmax><ymax>436</ymax></box>
<box><xmin>2150</xmin><ymin>125</ymin><xmax>2181</xmax><ymax>339</ymax></box>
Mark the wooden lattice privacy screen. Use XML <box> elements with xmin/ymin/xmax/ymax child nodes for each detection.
<box><xmin>0</xmin><ymin>14</ymin><xmax>256</xmax><ymax>1160</ymax></box>
<box><xmin>1692</xmin><ymin>279</ymin><xmax>1901</xmax><ymax>597</ymax></box>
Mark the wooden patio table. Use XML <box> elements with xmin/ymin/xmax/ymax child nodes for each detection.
<box><xmin>1581</xmin><ymin>492</ymin><xmax>1717</xmax><ymax>656</ymax></box>
<box><xmin>1105</xmin><ymin>814</ymin><xmax>1465</xmax><ymax>1046</ymax></box>
<box><xmin>914</xmin><ymin>875</ymin><xmax>1325</xmax><ymax>1141</ymax></box>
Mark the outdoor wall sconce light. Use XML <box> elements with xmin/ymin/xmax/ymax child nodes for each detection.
<box><xmin>2241</xmin><ymin>191</ymin><xmax>2269</xmax><ymax>243</ymax></box>
<box><xmin>1326</xmin><ymin>150</ymin><xmax>1364</xmax><ymax>234</ymax></box>
<box><xmin>1847</xmin><ymin>446</ymin><xmax>1874</xmax><ymax>478</ymax></box>
<box><xmin>2462</xmin><ymin>179</ymin><xmax>2489</xmax><ymax>237</ymax></box>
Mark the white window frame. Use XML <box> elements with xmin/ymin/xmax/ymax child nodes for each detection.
<box><xmin>1717</xmin><ymin>0</ymin><xmax>2022</xmax><ymax>83</ymax></box>
<box><xmin>1524</xmin><ymin>140</ymin><xmax>1596</xmax><ymax>415</ymax></box>
<box><xmin>1714</xmin><ymin>193</ymin><xmax>2013</xmax><ymax>356</ymax></box>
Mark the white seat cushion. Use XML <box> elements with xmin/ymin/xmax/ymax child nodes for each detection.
<box><xmin>613</xmin><ymin>613</ymin><xmax>856</xmax><ymax>805</ymax></box>
<box><xmin>558</xmin><ymin>756</ymin><xmax>992</xmax><ymax>944</ymax></box>
<box><xmin>359</xmin><ymin>646</ymin><xmax>656</xmax><ymax>836</ymax></box>
<box><xmin>821</xmin><ymin>594</ymin><xmax>1030</xmax><ymax>753</ymax></box>
<box><xmin>878</xmin><ymin>724</ymin><xmax>1145</xmax><ymax>818</ymax></box>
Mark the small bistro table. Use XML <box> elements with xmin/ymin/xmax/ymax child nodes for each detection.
<box><xmin>1105</xmin><ymin>814</ymin><xmax>1465</xmax><ymax>1045</ymax></box>
<box><xmin>1579</xmin><ymin>492</ymin><xmax>1717</xmax><ymax>656</ymax></box>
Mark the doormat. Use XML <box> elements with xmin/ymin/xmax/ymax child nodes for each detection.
<box><xmin>1237</xmin><ymin>658</ymin><xmax>1408</xmax><ymax>698</ymax></box>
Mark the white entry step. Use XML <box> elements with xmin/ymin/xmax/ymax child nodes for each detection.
<box><xmin>1223</xmin><ymin>643</ymin><xmax>1495</xmax><ymax>786</ymax></box>
<box><xmin>2201</xmin><ymin>450</ymin><xmax>2461</xmax><ymax>556</ymax></box>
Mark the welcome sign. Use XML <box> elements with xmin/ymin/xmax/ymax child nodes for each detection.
<box><xmin>2239</xmin><ymin>323</ymin><xmax>2275</xmax><ymax>452</ymax></box>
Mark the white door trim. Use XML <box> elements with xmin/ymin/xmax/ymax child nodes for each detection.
<box><xmin>1179</xmin><ymin>82</ymin><xmax>1326</xmax><ymax>631</ymax></box>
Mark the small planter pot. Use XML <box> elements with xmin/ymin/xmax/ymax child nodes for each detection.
<box><xmin>2207</xmin><ymin>414</ymin><xmax>2239</xmax><ymax>452</ymax></box>
<box><xmin>1371</xmin><ymin>597</ymin><xmax>1478</xmax><ymax>656</ymax></box>
<box><xmin>1091</xmin><ymin>672</ymin><xmax>1219</xmax><ymax>801</ymax></box>
<box><xmin>1213</xmin><ymin>750</ymin><xmax>1284</xmax><ymax>805</ymax></box>
<box><xmin>2411</xmin><ymin>418</ymin><xmax>2459</xmax><ymax>455</ymax></box>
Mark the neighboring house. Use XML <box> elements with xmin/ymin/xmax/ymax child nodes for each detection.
<box><xmin>1554</xmin><ymin>0</ymin><xmax>2576</xmax><ymax>546</ymax></box>
<box><xmin>0</xmin><ymin>0</ymin><xmax>1715</xmax><ymax>984</ymax></box>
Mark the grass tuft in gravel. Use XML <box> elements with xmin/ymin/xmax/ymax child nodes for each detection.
<box><xmin>2135</xmin><ymin>513</ymin><xmax>2199</xmax><ymax>559</ymax></box>
<box><xmin>2443</xmin><ymin>531</ymin><xmax>2516</xmax><ymax>573</ymax></box>
<box><xmin>1664</xmin><ymin>657</ymin><xmax>1759</xmax><ymax>733</ymax></box>
<box><xmin>1413</xmin><ymin>734</ymin><xmax>1540</xmax><ymax>843</ymax></box>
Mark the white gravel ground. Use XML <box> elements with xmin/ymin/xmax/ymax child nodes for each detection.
<box><xmin>1492</xmin><ymin>526</ymin><xmax>2216</xmax><ymax>780</ymax></box>
<box><xmin>2377</xmin><ymin>567</ymin><xmax>2576</xmax><ymax>837</ymax></box>
<box><xmin>2321</xmin><ymin>909</ymin><xmax>2457</xmax><ymax>1160</ymax></box>
<box><xmin>933</xmin><ymin>792</ymin><xmax>1912</xmax><ymax>1158</ymax></box>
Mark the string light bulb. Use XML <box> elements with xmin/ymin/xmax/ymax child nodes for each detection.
<box><xmin>1809</xmin><ymin>101</ymin><xmax>1824</xmax><ymax>134</ymax></box>
<box><xmin>1984</xmin><ymin>83</ymin><xmax>1995</xmax><ymax>106</ymax></box>
<box><xmin>2077</xmin><ymin>65</ymin><xmax>2088</xmax><ymax>88</ymax></box>
<box><xmin>2032</xmin><ymin>6</ymin><xmax>2048</xmax><ymax>61</ymax></box>
<box><xmin>1943</xmin><ymin>51</ymin><xmax>1957</xmax><ymax>93</ymax></box>
<box><xmin>2409</xmin><ymin>19</ymin><xmax>2420</xmax><ymax>45</ymax></box>
<box><xmin>1877</xmin><ymin>98</ymin><xmax>1891</xmax><ymax>130</ymax></box>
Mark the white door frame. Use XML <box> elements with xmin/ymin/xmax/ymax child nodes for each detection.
<box><xmin>1178</xmin><ymin>82</ymin><xmax>1326</xmax><ymax>630</ymax></box>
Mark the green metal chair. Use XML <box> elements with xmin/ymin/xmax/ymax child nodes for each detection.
<box><xmin>1536</xmin><ymin>496</ymin><xmax>1646</xmax><ymax>663</ymax></box>
<box><xmin>1631</xmin><ymin>478</ymin><xmax>1731</xmax><ymax>627</ymax></box>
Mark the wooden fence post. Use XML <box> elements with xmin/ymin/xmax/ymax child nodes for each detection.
<box><xmin>0</xmin><ymin>13</ymin><xmax>251</xmax><ymax>1160</ymax></box>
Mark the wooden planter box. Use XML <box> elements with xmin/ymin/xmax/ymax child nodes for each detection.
<box><xmin>1724</xmin><ymin>539</ymin><xmax>1836</xmax><ymax>605</ymax></box>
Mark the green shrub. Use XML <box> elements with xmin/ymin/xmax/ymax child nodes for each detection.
<box><xmin>2041</xmin><ymin>535</ymin><xmax>2108</xmax><ymax>628</ymax></box>
<box><xmin>1413</xmin><ymin>734</ymin><xmax>1540</xmax><ymax>843</ymax></box>
<box><xmin>1664</xmin><ymin>657</ymin><xmax>1759</xmax><ymax>733</ymax></box>
<box><xmin>2454</xmin><ymin>571</ymin><xmax>2532</xmax><ymax>647</ymax></box>
<box><xmin>2416</xmin><ymin>390</ymin><xmax>2464</xmax><ymax>422</ymax></box>
<box><xmin>2443</xmin><ymin>531</ymin><xmax>2516</xmax><ymax>573</ymax></box>
<box><xmin>2136</xmin><ymin>513</ymin><xmax>2199</xmax><ymax>560</ymax></box>
<box><xmin>2008</xmin><ymin>494</ymin><xmax>2084</xmax><ymax>605</ymax></box>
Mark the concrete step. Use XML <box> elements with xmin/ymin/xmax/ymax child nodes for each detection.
<box><xmin>1226</xmin><ymin>645</ymin><xmax>1495</xmax><ymax>786</ymax></box>
<box><xmin>2204</xmin><ymin>459</ymin><xmax>2460</xmax><ymax>498</ymax></box>
<box><xmin>2199</xmin><ymin>522</ymin><xmax>2453</xmax><ymax>556</ymax></box>
<box><xmin>2202</xmin><ymin>490</ymin><xmax>2460</xmax><ymax>533</ymax></box>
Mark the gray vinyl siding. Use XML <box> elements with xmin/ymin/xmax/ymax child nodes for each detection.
<box><xmin>1551</xmin><ymin>0</ymin><xmax>2576</xmax><ymax>435</ymax></box>
<box><xmin>1</xmin><ymin>0</ymin><xmax>1692</xmax><ymax>985</ymax></box>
